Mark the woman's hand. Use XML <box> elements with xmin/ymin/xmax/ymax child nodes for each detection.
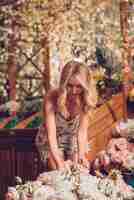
<box><xmin>78</xmin><ymin>155</ymin><xmax>90</xmax><ymax>169</ymax></box>
<box><xmin>58</xmin><ymin>159</ymin><xmax>73</xmax><ymax>172</ymax></box>
<box><xmin>64</xmin><ymin>160</ymin><xmax>73</xmax><ymax>172</ymax></box>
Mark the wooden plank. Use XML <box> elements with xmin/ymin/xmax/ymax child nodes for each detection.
<box><xmin>86</xmin><ymin>137</ymin><xmax>98</xmax><ymax>161</ymax></box>
<box><xmin>88</xmin><ymin>117</ymin><xmax>114</xmax><ymax>139</ymax></box>
<box><xmin>96</xmin><ymin>129</ymin><xmax>112</xmax><ymax>152</ymax></box>
<box><xmin>86</xmin><ymin>93</ymin><xmax>124</xmax><ymax>161</ymax></box>
<box><xmin>87</xmin><ymin>126</ymin><xmax>114</xmax><ymax>161</ymax></box>
<box><xmin>88</xmin><ymin>105</ymin><xmax>123</xmax><ymax>139</ymax></box>
<box><xmin>91</xmin><ymin>103</ymin><xmax>123</xmax><ymax>125</ymax></box>
<box><xmin>16</xmin><ymin>151</ymin><xmax>40</xmax><ymax>181</ymax></box>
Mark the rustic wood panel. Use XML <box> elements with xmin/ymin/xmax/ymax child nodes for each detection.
<box><xmin>86</xmin><ymin>137</ymin><xmax>98</xmax><ymax>161</ymax></box>
<box><xmin>16</xmin><ymin>151</ymin><xmax>40</xmax><ymax>181</ymax></box>
<box><xmin>0</xmin><ymin>129</ymin><xmax>45</xmax><ymax>198</ymax></box>
<box><xmin>88</xmin><ymin>106</ymin><xmax>123</xmax><ymax>139</ymax></box>
<box><xmin>87</xmin><ymin>93</ymin><xmax>124</xmax><ymax>161</ymax></box>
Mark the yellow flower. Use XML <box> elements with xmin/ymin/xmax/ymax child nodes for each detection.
<box><xmin>93</xmin><ymin>68</ymin><xmax>105</xmax><ymax>81</ymax></box>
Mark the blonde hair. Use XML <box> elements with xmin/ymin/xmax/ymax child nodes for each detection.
<box><xmin>57</xmin><ymin>60</ymin><xmax>98</xmax><ymax>118</ymax></box>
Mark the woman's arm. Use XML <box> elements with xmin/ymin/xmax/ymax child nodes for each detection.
<box><xmin>44</xmin><ymin>92</ymin><xmax>65</xmax><ymax>169</ymax></box>
<box><xmin>77</xmin><ymin>113</ymin><xmax>90</xmax><ymax>168</ymax></box>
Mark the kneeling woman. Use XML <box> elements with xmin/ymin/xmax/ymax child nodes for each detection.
<box><xmin>36</xmin><ymin>60</ymin><xmax>98</xmax><ymax>171</ymax></box>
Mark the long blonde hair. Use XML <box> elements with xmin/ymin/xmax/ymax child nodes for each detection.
<box><xmin>57</xmin><ymin>60</ymin><xmax>98</xmax><ymax>118</ymax></box>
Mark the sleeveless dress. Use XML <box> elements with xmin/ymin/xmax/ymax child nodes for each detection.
<box><xmin>35</xmin><ymin>112</ymin><xmax>81</xmax><ymax>166</ymax></box>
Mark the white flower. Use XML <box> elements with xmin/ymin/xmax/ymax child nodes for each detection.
<box><xmin>33</xmin><ymin>185</ymin><xmax>56</xmax><ymax>200</ymax></box>
<box><xmin>5</xmin><ymin>100</ymin><xmax>20</xmax><ymax>112</ymax></box>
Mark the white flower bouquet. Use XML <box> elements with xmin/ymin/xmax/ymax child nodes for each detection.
<box><xmin>6</xmin><ymin>166</ymin><xmax>134</xmax><ymax>200</ymax></box>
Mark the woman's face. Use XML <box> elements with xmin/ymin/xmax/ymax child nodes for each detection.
<box><xmin>67</xmin><ymin>72</ymin><xmax>86</xmax><ymax>96</ymax></box>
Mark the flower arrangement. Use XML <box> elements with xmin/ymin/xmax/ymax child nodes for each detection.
<box><xmin>115</xmin><ymin>119</ymin><xmax>134</xmax><ymax>141</ymax></box>
<box><xmin>6</xmin><ymin>165</ymin><xmax>134</xmax><ymax>200</ymax></box>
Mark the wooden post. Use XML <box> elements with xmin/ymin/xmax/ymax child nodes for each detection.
<box><xmin>7</xmin><ymin>19</ymin><xmax>17</xmax><ymax>116</ymax></box>
<box><xmin>42</xmin><ymin>37</ymin><xmax>51</xmax><ymax>92</ymax></box>
<box><xmin>120</xmin><ymin>0</ymin><xmax>131</xmax><ymax>121</ymax></box>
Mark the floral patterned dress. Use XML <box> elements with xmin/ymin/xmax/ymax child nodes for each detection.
<box><xmin>35</xmin><ymin>112</ymin><xmax>81</xmax><ymax>166</ymax></box>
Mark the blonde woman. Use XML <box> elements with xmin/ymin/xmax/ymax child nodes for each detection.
<box><xmin>36</xmin><ymin>60</ymin><xmax>98</xmax><ymax>171</ymax></box>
